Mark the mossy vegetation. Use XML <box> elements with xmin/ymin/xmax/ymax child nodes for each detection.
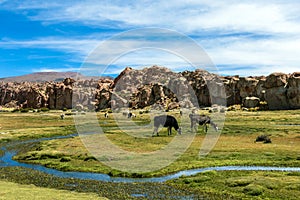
<box><xmin>0</xmin><ymin>180</ymin><xmax>107</xmax><ymax>200</ymax></box>
<box><xmin>0</xmin><ymin>167</ymin><xmax>202</xmax><ymax>200</ymax></box>
<box><xmin>13</xmin><ymin>110</ymin><xmax>300</xmax><ymax>176</ymax></box>
<box><xmin>169</xmin><ymin>171</ymin><xmax>300</xmax><ymax>199</ymax></box>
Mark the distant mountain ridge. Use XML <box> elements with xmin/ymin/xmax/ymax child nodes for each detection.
<box><xmin>0</xmin><ymin>72</ymin><xmax>111</xmax><ymax>82</ymax></box>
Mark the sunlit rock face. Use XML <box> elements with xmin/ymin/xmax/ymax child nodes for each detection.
<box><xmin>264</xmin><ymin>72</ymin><xmax>289</xmax><ymax>110</ymax></box>
<box><xmin>287</xmin><ymin>72</ymin><xmax>300</xmax><ymax>109</ymax></box>
<box><xmin>0</xmin><ymin>66</ymin><xmax>299</xmax><ymax>110</ymax></box>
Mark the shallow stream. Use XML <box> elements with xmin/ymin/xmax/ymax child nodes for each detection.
<box><xmin>1</xmin><ymin>134</ymin><xmax>300</xmax><ymax>183</ymax></box>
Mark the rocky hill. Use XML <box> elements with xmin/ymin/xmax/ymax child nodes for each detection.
<box><xmin>0</xmin><ymin>66</ymin><xmax>299</xmax><ymax>110</ymax></box>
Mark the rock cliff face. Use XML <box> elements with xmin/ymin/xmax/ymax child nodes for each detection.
<box><xmin>222</xmin><ymin>72</ymin><xmax>300</xmax><ymax>110</ymax></box>
<box><xmin>0</xmin><ymin>82</ymin><xmax>47</xmax><ymax>109</ymax></box>
<box><xmin>287</xmin><ymin>72</ymin><xmax>300</xmax><ymax>109</ymax></box>
<box><xmin>0</xmin><ymin>66</ymin><xmax>299</xmax><ymax>110</ymax></box>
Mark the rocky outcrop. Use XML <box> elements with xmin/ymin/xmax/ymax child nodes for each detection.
<box><xmin>0</xmin><ymin>66</ymin><xmax>299</xmax><ymax>110</ymax></box>
<box><xmin>264</xmin><ymin>73</ymin><xmax>289</xmax><ymax>110</ymax></box>
<box><xmin>47</xmin><ymin>81</ymin><xmax>73</xmax><ymax>109</ymax></box>
<box><xmin>222</xmin><ymin>76</ymin><xmax>240</xmax><ymax>106</ymax></box>
<box><xmin>181</xmin><ymin>69</ymin><xmax>223</xmax><ymax>107</ymax></box>
<box><xmin>244</xmin><ymin>97</ymin><xmax>260</xmax><ymax>108</ymax></box>
<box><xmin>287</xmin><ymin>72</ymin><xmax>300</xmax><ymax>109</ymax></box>
<box><xmin>74</xmin><ymin>79</ymin><xmax>113</xmax><ymax>111</ymax></box>
<box><xmin>0</xmin><ymin>82</ymin><xmax>47</xmax><ymax>108</ymax></box>
<box><xmin>223</xmin><ymin>72</ymin><xmax>300</xmax><ymax>110</ymax></box>
<box><xmin>237</xmin><ymin>77</ymin><xmax>259</xmax><ymax>99</ymax></box>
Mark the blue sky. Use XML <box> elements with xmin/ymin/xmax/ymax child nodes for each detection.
<box><xmin>1</xmin><ymin>0</ymin><xmax>300</xmax><ymax>78</ymax></box>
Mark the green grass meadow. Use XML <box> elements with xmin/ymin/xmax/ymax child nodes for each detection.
<box><xmin>0</xmin><ymin>109</ymin><xmax>300</xmax><ymax>199</ymax></box>
<box><xmin>0</xmin><ymin>180</ymin><xmax>107</xmax><ymax>200</ymax></box>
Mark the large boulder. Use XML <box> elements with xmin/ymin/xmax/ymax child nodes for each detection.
<box><xmin>167</xmin><ymin>102</ymin><xmax>180</xmax><ymax>110</ymax></box>
<box><xmin>0</xmin><ymin>82</ymin><xmax>48</xmax><ymax>109</ymax></box>
<box><xmin>47</xmin><ymin>79</ymin><xmax>74</xmax><ymax>109</ymax></box>
<box><xmin>112</xmin><ymin>66</ymin><xmax>132</xmax><ymax>89</ymax></box>
<box><xmin>244</xmin><ymin>97</ymin><xmax>260</xmax><ymax>108</ymax></box>
<box><xmin>23</xmin><ymin>87</ymin><xmax>48</xmax><ymax>108</ymax></box>
<box><xmin>287</xmin><ymin>72</ymin><xmax>300</xmax><ymax>109</ymax></box>
<box><xmin>151</xmin><ymin>84</ymin><xmax>165</xmax><ymax>103</ymax></box>
<box><xmin>264</xmin><ymin>73</ymin><xmax>289</xmax><ymax>110</ymax></box>
<box><xmin>223</xmin><ymin>76</ymin><xmax>241</xmax><ymax>106</ymax></box>
<box><xmin>181</xmin><ymin>69</ymin><xmax>217</xmax><ymax>107</ymax></box>
<box><xmin>136</xmin><ymin>85</ymin><xmax>152</xmax><ymax>108</ymax></box>
<box><xmin>96</xmin><ymin>90</ymin><xmax>112</xmax><ymax>110</ymax></box>
<box><xmin>237</xmin><ymin>77</ymin><xmax>259</xmax><ymax>99</ymax></box>
<box><xmin>63</xmin><ymin>78</ymin><xmax>75</xmax><ymax>86</ymax></box>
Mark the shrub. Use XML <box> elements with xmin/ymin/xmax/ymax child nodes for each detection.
<box><xmin>201</xmin><ymin>170</ymin><xmax>217</xmax><ymax>176</ymax></box>
<box><xmin>84</xmin><ymin>156</ymin><xmax>97</xmax><ymax>161</ymax></box>
<box><xmin>20</xmin><ymin>108</ymin><xmax>30</xmax><ymax>113</ymax></box>
<box><xmin>255</xmin><ymin>135</ymin><xmax>271</xmax><ymax>143</ymax></box>
<box><xmin>227</xmin><ymin>104</ymin><xmax>242</xmax><ymax>111</ymax></box>
<box><xmin>243</xmin><ymin>184</ymin><xmax>264</xmax><ymax>196</ymax></box>
<box><xmin>60</xmin><ymin>157</ymin><xmax>71</xmax><ymax>162</ymax></box>
<box><xmin>65</xmin><ymin>112</ymin><xmax>75</xmax><ymax>116</ymax></box>
<box><xmin>226</xmin><ymin>179</ymin><xmax>251</xmax><ymax>187</ymax></box>
<box><xmin>40</xmin><ymin>107</ymin><xmax>50</xmax><ymax>112</ymax></box>
<box><xmin>62</xmin><ymin>108</ymin><xmax>68</xmax><ymax>111</ymax></box>
<box><xmin>39</xmin><ymin>153</ymin><xmax>61</xmax><ymax>159</ymax></box>
<box><xmin>249</xmin><ymin>107</ymin><xmax>259</xmax><ymax>112</ymax></box>
<box><xmin>259</xmin><ymin>101</ymin><xmax>269</xmax><ymax>110</ymax></box>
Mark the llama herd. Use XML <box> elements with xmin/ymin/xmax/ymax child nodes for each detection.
<box><xmin>152</xmin><ymin>113</ymin><xmax>218</xmax><ymax>136</ymax></box>
<box><xmin>103</xmin><ymin>110</ymin><xmax>218</xmax><ymax>136</ymax></box>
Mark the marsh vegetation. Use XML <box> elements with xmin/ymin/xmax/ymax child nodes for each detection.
<box><xmin>0</xmin><ymin>109</ymin><xmax>299</xmax><ymax>199</ymax></box>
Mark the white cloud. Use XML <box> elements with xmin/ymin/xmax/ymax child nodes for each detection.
<box><xmin>180</xmin><ymin>2</ymin><xmax>300</xmax><ymax>34</ymax></box>
<box><xmin>2</xmin><ymin>0</ymin><xmax>300</xmax><ymax>76</ymax></box>
<box><xmin>204</xmin><ymin>36</ymin><xmax>300</xmax><ymax>71</ymax></box>
<box><xmin>0</xmin><ymin>37</ymin><xmax>100</xmax><ymax>56</ymax></box>
<box><xmin>2</xmin><ymin>33</ymin><xmax>300</xmax><ymax>76</ymax></box>
<box><xmin>34</xmin><ymin>67</ymin><xmax>81</xmax><ymax>73</ymax></box>
<box><xmin>8</xmin><ymin>0</ymin><xmax>299</xmax><ymax>36</ymax></box>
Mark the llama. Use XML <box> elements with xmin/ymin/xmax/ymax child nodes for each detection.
<box><xmin>189</xmin><ymin>114</ymin><xmax>218</xmax><ymax>133</ymax></box>
<box><xmin>153</xmin><ymin>115</ymin><xmax>181</xmax><ymax>136</ymax></box>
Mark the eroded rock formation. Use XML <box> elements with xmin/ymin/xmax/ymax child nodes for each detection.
<box><xmin>0</xmin><ymin>66</ymin><xmax>299</xmax><ymax>110</ymax></box>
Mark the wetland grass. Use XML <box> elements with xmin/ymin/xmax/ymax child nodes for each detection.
<box><xmin>169</xmin><ymin>170</ymin><xmax>300</xmax><ymax>200</ymax></box>
<box><xmin>13</xmin><ymin>110</ymin><xmax>300</xmax><ymax>177</ymax></box>
<box><xmin>0</xmin><ymin>180</ymin><xmax>107</xmax><ymax>200</ymax></box>
<box><xmin>1</xmin><ymin>109</ymin><xmax>300</xmax><ymax>199</ymax></box>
